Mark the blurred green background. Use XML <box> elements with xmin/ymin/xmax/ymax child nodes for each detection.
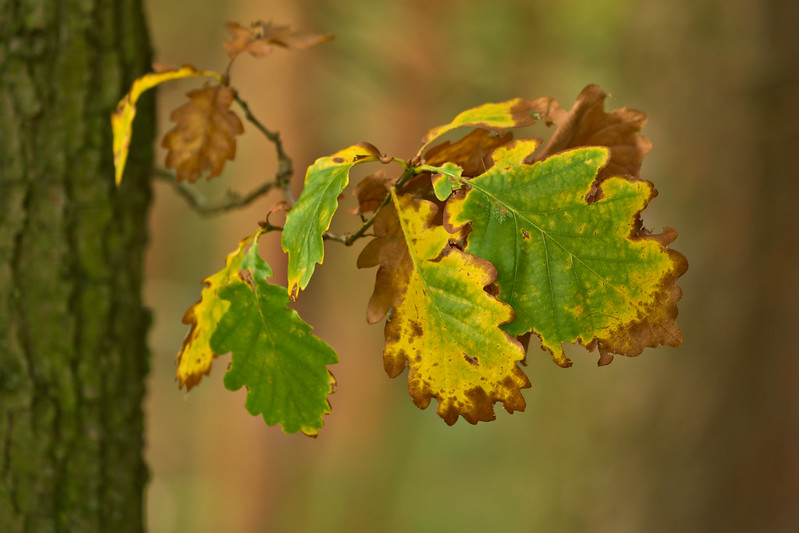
<box><xmin>142</xmin><ymin>0</ymin><xmax>798</xmax><ymax>531</ymax></box>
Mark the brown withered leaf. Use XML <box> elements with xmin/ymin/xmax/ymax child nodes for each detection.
<box><xmin>224</xmin><ymin>21</ymin><xmax>334</xmax><ymax>61</ymax></box>
<box><xmin>352</xmin><ymin>170</ymin><xmax>392</xmax><ymax>215</ymax></box>
<box><xmin>535</xmin><ymin>84</ymin><xmax>652</xmax><ymax>181</ymax></box>
<box><xmin>161</xmin><ymin>84</ymin><xmax>244</xmax><ymax>183</ymax></box>
<box><xmin>424</xmin><ymin>128</ymin><xmax>515</xmax><ymax>177</ymax></box>
<box><xmin>585</xmin><ymin>226</ymin><xmax>688</xmax><ymax>366</ymax></box>
<box><xmin>356</xmin><ymin>202</ymin><xmax>410</xmax><ymax>324</ymax></box>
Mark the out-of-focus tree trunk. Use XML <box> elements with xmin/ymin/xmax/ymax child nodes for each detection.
<box><xmin>0</xmin><ymin>0</ymin><xmax>154</xmax><ymax>530</ymax></box>
<box><xmin>697</xmin><ymin>1</ymin><xmax>799</xmax><ymax>530</ymax></box>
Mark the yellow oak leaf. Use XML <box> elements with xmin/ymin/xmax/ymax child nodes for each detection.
<box><xmin>378</xmin><ymin>190</ymin><xmax>529</xmax><ymax>425</ymax></box>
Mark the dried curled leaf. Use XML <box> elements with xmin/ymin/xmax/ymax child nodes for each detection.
<box><xmin>447</xmin><ymin>140</ymin><xmax>686</xmax><ymax>367</ymax></box>
<box><xmin>536</xmin><ymin>84</ymin><xmax>652</xmax><ymax>180</ymax></box>
<box><xmin>161</xmin><ymin>84</ymin><xmax>244</xmax><ymax>183</ymax></box>
<box><xmin>224</xmin><ymin>20</ymin><xmax>334</xmax><ymax>61</ymax></box>
<box><xmin>374</xmin><ymin>191</ymin><xmax>530</xmax><ymax>425</ymax></box>
<box><xmin>111</xmin><ymin>65</ymin><xmax>225</xmax><ymax>185</ymax></box>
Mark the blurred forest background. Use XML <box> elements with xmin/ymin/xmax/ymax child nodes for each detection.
<box><xmin>141</xmin><ymin>0</ymin><xmax>798</xmax><ymax>531</ymax></box>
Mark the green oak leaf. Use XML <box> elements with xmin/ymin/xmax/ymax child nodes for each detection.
<box><xmin>282</xmin><ymin>142</ymin><xmax>380</xmax><ymax>299</ymax></box>
<box><xmin>211</xmin><ymin>231</ymin><xmax>338</xmax><ymax>436</ymax></box>
<box><xmin>447</xmin><ymin>139</ymin><xmax>686</xmax><ymax>367</ymax></box>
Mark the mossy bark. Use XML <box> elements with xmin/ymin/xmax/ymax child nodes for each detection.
<box><xmin>0</xmin><ymin>0</ymin><xmax>154</xmax><ymax>530</ymax></box>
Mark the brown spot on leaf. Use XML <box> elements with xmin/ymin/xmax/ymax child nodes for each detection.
<box><xmin>463</xmin><ymin>354</ymin><xmax>479</xmax><ymax>366</ymax></box>
<box><xmin>238</xmin><ymin>268</ymin><xmax>254</xmax><ymax>290</ymax></box>
<box><xmin>332</xmin><ymin>157</ymin><xmax>345</xmax><ymax>164</ymax></box>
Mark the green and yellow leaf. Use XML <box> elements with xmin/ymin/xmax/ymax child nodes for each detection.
<box><xmin>282</xmin><ymin>142</ymin><xmax>380</xmax><ymax>299</ymax></box>
<box><xmin>417</xmin><ymin>97</ymin><xmax>551</xmax><ymax>157</ymax></box>
<box><xmin>211</xmin><ymin>235</ymin><xmax>338</xmax><ymax>436</ymax></box>
<box><xmin>176</xmin><ymin>232</ymin><xmax>255</xmax><ymax>389</ymax></box>
<box><xmin>447</xmin><ymin>139</ymin><xmax>687</xmax><ymax>367</ymax></box>
<box><xmin>111</xmin><ymin>65</ymin><xmax>225</xmax><ymax>185</ymax></box>
<box><xmin>377</xmin><ymin>190</ymin><xmax>529</xmax><ymax>425</ymax></box>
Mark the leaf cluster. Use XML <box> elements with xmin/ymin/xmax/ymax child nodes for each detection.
<box><xmin>113</xmin><ymin>22</ymin><xmax>687</xmax><ymax>435</ymax></box>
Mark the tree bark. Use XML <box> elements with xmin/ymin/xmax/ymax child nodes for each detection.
<box><xmin>0</xmin><ymin>0</ymin><xmax>154</xmax><ymax>530</ymax></box>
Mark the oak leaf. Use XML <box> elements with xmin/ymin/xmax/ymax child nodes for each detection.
<box><xmin>211</xmin><ymin>233</ymin><xmax>337</xmax><ymax>436</ymax></box>
<box><xmin>224</xmin><ymin>21</ymin><xmax>334</xmax><ymax>61</ymax></box>
<box><xmin>447</xmin><ymin>139</ymin><xmax>686</xmax><ymax>367</ymax></box>
<box><xmin>161</xmin><ymin>84</ymin><xmax>244</xmax><ymax>183</ymax></box>
<box><xmin>375</xmin><ymin>191</ymin><xmax>530</xmax><ymax>425</ymax></box>
<box><xmin>356</xmin><ymin>201</ymin><xmax>407</xmax><ymax>324</ymax></box>
<box><xmin>177</xmin><ymin>230</ymin><xmax>337</xmax><ymax>435</ymax></box>
<box><xmin>535</xmin><ymin>84</ymin><xmax>652</xmax><ymax>181</ymax></box>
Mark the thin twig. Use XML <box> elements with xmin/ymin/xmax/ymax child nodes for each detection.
<box><xmin>153</xmin><ymin>168</ymin><xmax>281</xmax><ymax>215</ymax></box>
<box><xmin>232</xmin><ymin>90</ymin><xmax>295</xmax><ymax>205</ymax></box>
<box><xmin>341</xmin><ymin>162</ymin><xmax>417</xmax><ymax>246</ymax></box>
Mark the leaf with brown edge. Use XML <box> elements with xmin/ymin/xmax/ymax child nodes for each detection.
<box><xmin>224</xmin><ymin>20</ymin><xmax>334</xmax><ymax>61</ymax></box>
<box><xmin>447</xmin><ymin>140</ymin><xmax>687</xmax><ymax>368</ymax></box>
<box><xmin>378</xmin><ymin>190</ymin><xmax>530</xmax><ymax>425</ymax></box>
<box><xmin>161</xmin><ymin>84</ymin><xmax>244</xmax><ymax>183</ymax></box>
<box><xmin>587</xmin><ymin>226</ymin><xmax>688</xmax><ymax>366</ymax></box>
<box><xmin>417</xmin><ymin>97</ymin><xmax>552</xmax><ymax>157</ymax></box>
<box><xmin>535</xmin><ymin>84</ymin><xmax>652</xmax><ymax>181</ymax></box>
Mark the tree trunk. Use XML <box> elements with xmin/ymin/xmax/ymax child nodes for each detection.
<box><xmin>0</xmin><ymin>0</ymin><xmax>154</xmax><ymax>530</ymax></box>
